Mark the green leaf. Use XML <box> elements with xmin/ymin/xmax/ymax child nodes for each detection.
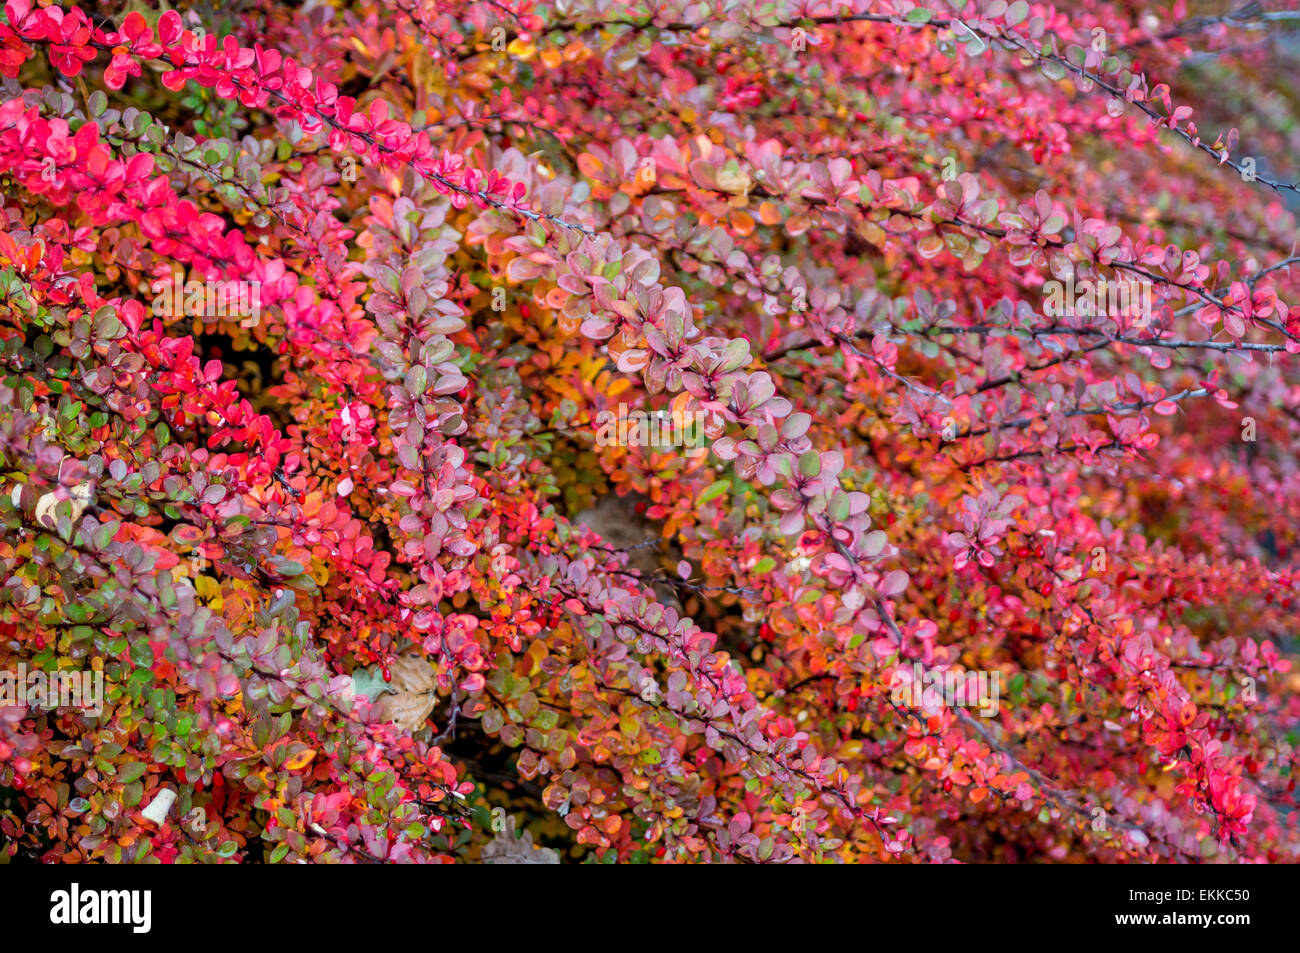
<box><xmin>481</xmin><ymin>707</ymin><xmax>505</xmax><ymax>734</ymax></box>
<box><xmin>267</xmin><ymin>556</ymin><xmax>304</xmax><ymax>577</ymax></box>
<box><xmin>284</xmin><ymin>573</ymin><xmax>319</xmax><ymax>594</ymax></box>
<box><xmin>405</xmin><ymin>365</ymin><xmax>427</xmax><ymax>395</ymax></box>
<box><xmin>119</xmin><ymin>762</ymin><xmax>147</xmax><ymax>784</ymax></box>
<box><xmin>130</xmin><ymin>641</ymin><xmax>154</xmax><ymax>668</ymax></box>
<box><xmin>1041</xmin><ymin>59</ymin><xmax>1067</xmax><ymax>81</ymax></box>
<box><xmin>696</xmin><ymin>479</ymin><xmax>731</xmax><ymax>505</ymax></box>
<box><xmin>350</xmin><ymin>667</ymin><xmax>390</xmax><ymax>702</ymax></box>
<box><xmin>905</xmin><ymin>8</ymin><xmax>933</xmax><ymax>23</ymax></box>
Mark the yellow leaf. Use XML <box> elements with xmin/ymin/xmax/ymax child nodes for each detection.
<box><xmin>285</xmin><ymin>748</ymin><xmax>316</xmax><ymax>771</ymax></box>
<box><xmin>715</xmin><ymin>164</ymin><xmax>752</xmax><ymax>194</ymax></box>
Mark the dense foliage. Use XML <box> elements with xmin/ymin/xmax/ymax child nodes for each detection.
<box><xmin>1</xmin><ymin>0</ymin><xmax>1299</xmax><ymax>864</ymax></box>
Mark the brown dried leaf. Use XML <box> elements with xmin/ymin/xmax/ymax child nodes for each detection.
<box><xmin>34</xmin><ymin>482</ymin><xmax>93</xmax><ymax>529</ymax></box>
<box><xmin>388</xmin><ymin>656</ymin><xmax>437</xmax><ymax>695</ymax></box>
<box><xmin>377</xmin><ymin>690</ymin><xmax>436</xmax><ymax>733</ymax></box>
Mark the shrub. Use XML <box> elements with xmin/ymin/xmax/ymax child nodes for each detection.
<box><xmin>0</xmin><ymin>0</ymin><xmax>1298</xmax><ymax>863</ymax></box>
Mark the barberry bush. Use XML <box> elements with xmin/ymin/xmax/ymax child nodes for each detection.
<box><xmin>1</xmin><ymin>0</ymin><xmax>1298</xmax><ymax>864</ymax></box>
